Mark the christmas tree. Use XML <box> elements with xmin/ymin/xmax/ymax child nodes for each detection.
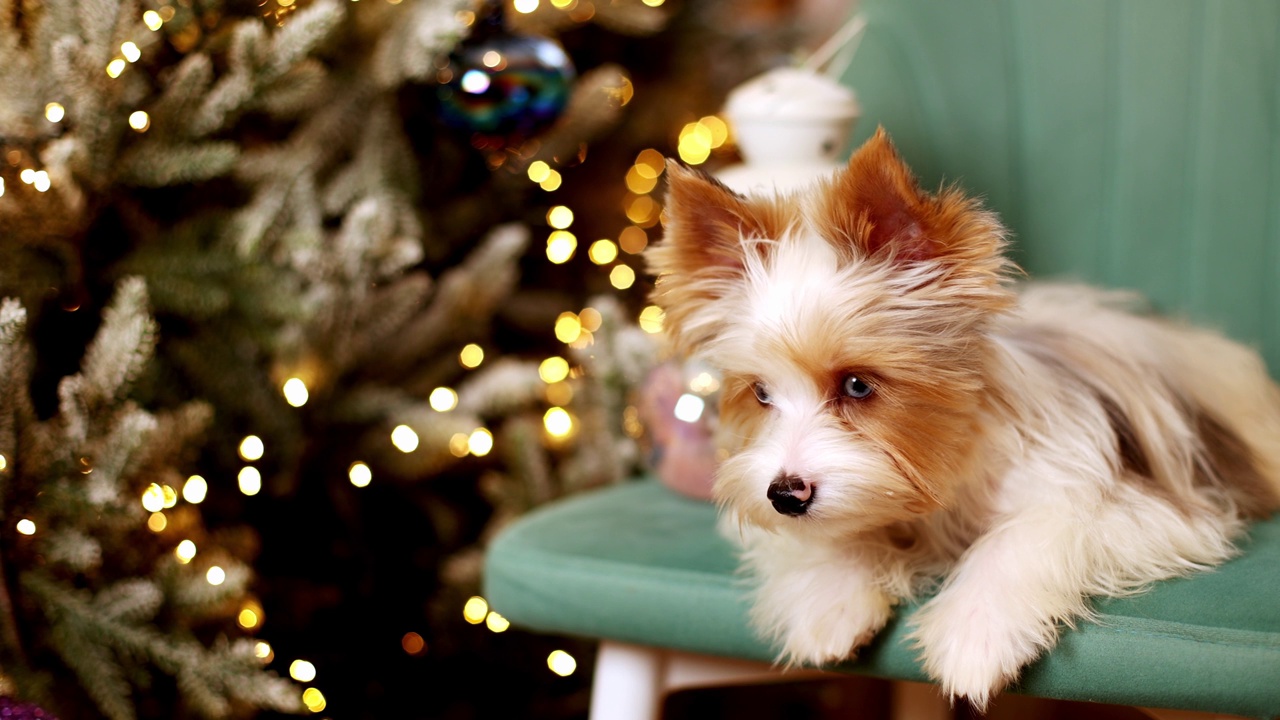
<box><xmin>0</xmin><ymin>0</ymin><xmax>801</xmax><ymax>715</ymax></box>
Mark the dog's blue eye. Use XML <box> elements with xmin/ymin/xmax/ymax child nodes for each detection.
<box><xmin>752</xmin><ymin>382</ymin><xmax>772</xmax><ymax>405</ymax></box>
<box><xmin>842</xmin><ymin>375</ymin><xmax>873</xmax><ymax>399</ymax></box>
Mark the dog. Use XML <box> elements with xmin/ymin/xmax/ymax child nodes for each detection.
<box><xmin>646</xmin><ymin>128</ymin><xmax>1280</xmax><ymax>709</ymax></box>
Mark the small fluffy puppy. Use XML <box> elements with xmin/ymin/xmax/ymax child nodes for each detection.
<box><xmin>647</xmin><ymin>129</ymin><xmax>1280</xmax><ymax>709</ymax></box>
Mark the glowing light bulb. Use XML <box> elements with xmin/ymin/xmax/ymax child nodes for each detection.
<box><xmin>282</xmin><ymin>377</ymin><xmax>308</xmax><ymax>407</ymax></box>
<box><xmin>121</xmin><ymin>41</ymin><xmax>141</xmax><ymax>62</ymax></box>
<box><xmin>348</xmin><ymin>462</ymin><xmax>372</xmax><ymax>488</ymax></box>
<box><xmin>206</xmin><ymin>566</ymin><xmax>226</xmax><ymax>585</ymax></box>
<box><xmin>539</xmin><ymin>357</ymin><xmax>570</xmax><ymax>383</ymax></box>
<box><xmin>290</xmin><ymin>659</ymin><xmax>317</xmax><ymax>682</ymax></box>
<box><xmin>302</xmin><ymin>688</ymin><xmax>326</xmax><ymax>713</ymax></box>
<box><xmin>462</xmin><ymin>596</ymin><xmax>489</xmax><ymax>624</ymax></box>
<box><xmin>0</xmin><ymin>454</ymin><xmax>8</xmax><ymax>471</ymax></box>
<box><xmin>147</xmin><ymin>512</ymin><xmax>167</xmax><ymax>532</ymax></box>
<box><xmin>0</xmin><ymin>177</ymin><xmax>4</xmax><ymax>197</ymax></box>
<box><xmin>45</xmin><ymin>102</ymin><xmax>65</xmax><ymax>122</ymax></box>
<box><xmin>638</xmin><ymin>305</ymin><xmax>665</xmax><ymax>333</ymax></box>
<box><xmin>106</xmin><ymin>58</ymin><xmax>127</xmax><ymax>78</ymax></box>
<box><xmin>143</xmin><ymin>10</ymin><xmax>163</xmax><ymax>29</ymax></box>
<box><xmin>254</xmin><ymin>641</ymin><xmax>274</xmax><ymax>662</ymax></box>
<box><xmin>390</xmin><ymin>425</ymin><xmax>419</xmax><ymax>453</ymax></box>
<box><xmin>429</xmin><ymin>387</ymin><xmax>458</xmax><ymax>412</ymax></box>
<box><xmin>588</xmin><ymin>239</ymin><xmax>618</xmax><ymax>265</ymax></box>
<box><xmin>543</xmin><ymin>407</ymin><xmax>573</xmax><ymax>438</ymax></box>
<box><xmin>161</xmin><ymin>484</ymin><xmax>178</xmax><ymax>508</ymax></box>
<box><xmin>183</xmin><ymin>475</ymin><xmax>208</xmax><ymax>504</ymax></box>
<box><xmin>609</xmin><ymin>265</ymin><xmax>636</xmax><ymax>290</ymax></box>
<box><xmin>625</xmin><ymin>165</ymin><xmax>658</xmax><ymax>194</ymax></box>
<box><xmin>19</xmin><ymin>169</ymin><xmax>34</xmax><ymax>184</ymax></box>
<box><xmin>485</xmin><ymin>611</ymin><xmax>510</xmax><ymax>633</ymax></box>
<box><xmin>547</xmin><ymin>649</ymin><xmax>577</xmax><ymax>676</ymax></box>
<box><xmin>141</xmin><ymin>483</ymin><xmax>166</xmax><ymax>513</ymax></box>
<box><xmin>482</xmin><ymin>50</ymin><xmax>502</xmax><ymax>68</ymax></box>
<box><xmin>514</xmin><ymin>0</ymin><xmax>538</xmax><ymax>12</ymax></box>
<box><xmin>527</xmin><ymin>160</ymin><xmax>551</xmax><ymax>182</ymax></box>
<box><xmin>401</xmin><ymin>631</ymin><xmax>426</xmax><ymax>654</ymax></box>
<box><xmin>16</xmin><ymin>519</ymin><xmax>36</xmax><ymax>536</ymax></box>
<box><xmin>624</xmin><ymin>195</ymin><xmax>659</xmax><ymax>225</ymax></box>
<box><xmin>554</xmin><ymin>312</ymin><xmax>582</xmax><ymax>343</ymax></box>
<box><xmin>175</xmin><ymin>539</ymin><xmax>197</xmax><ymax>563</ymax></box>
<box><xmin>468</xmin><ymin>429</ymin><xmax>493</xmax><ymax>457</ymax></box>
<box><xmin>448</xmin><ymin>433</ymin><xmax>470</xmax><ymax>458</ymax></box>
<box><xmin>701</xmin><ymin>115</ymin><xmax>730</xmax><ymax>147</ymax></box>
<box><xmin>539</xmin><ymin>169</ymin><xmax>562</xmax><ymax>191</ymax></box>
<box><xmin>238</xmin><ymin>467</ymin><xmax>262</xmax><ymax>496</ymax></box>
<box><xmin>32</xmin><ymin>171</ymin><xmax>50</xmax><ymax>192</ymax></box>
<box><xmin>239</xmin><ymin>435</ymin><xmax>264</xmax><ymax>461</ymax></box>
<box><xmin>460</xmin><ymin>69</ymin><xmax>490</xmax><ymax>94</ymax></box>
<box><xmin>459</xmin><ymin>343</ymin><xmax>484</xmax><ymax>368</ymax></box>
<box><xmin>546</xmin><ymin>205</ymin><xmax>574</xmax><ymax>229</ymax></box>
<box><xmin>546</xmin><ymin>230</ymin><xmax>577</xmax><ymax>264</ymax></box>
<box><xmin>238</xmin><ymin>608</ymin><xmax>260</xmax><ymax>629</ymax></box>
<box><xmin>673</xmin><ymin>393</ymin><xmax>706</xmax><ymax>423</ymax></box>
<box><xmin>546</xmin><ymin>381</ymin><xmax>573</xmax><ymax>406</ymax></box>
<box><xmin>128</xmin><ymin>111</ymin><xmax>150</xmax><ymax>132</ymax></box>
<box><xmin>579</xmin><ymin>307</ymin><xmax>602</xmax><ymax>332</ymax></box>
<box><xmin>634</xmin><ymin>149</ymin><xmax>665</xmax><ymax>178</ymax></box>
<box><xmin>619</xmin><ymin>226</ymin><xmax>647</xmax><ymax>254</ymax></box>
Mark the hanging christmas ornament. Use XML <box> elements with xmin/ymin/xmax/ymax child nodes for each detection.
<box><xmin>437</xmin><ymin>1</ymin><xmax>576</xmax><ymax>151</ymax></box>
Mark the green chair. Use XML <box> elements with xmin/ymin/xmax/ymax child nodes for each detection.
<box><xmin>484</xmin><ymin>2</ymin><xmax>1280</xmax><ymax>717</ymax></box>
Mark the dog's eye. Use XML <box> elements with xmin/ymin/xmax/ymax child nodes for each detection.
<box><xmin>752</xmin><ymin>382</ymin><xmax>772</xmax><ymax>405</ymax></box>
<box><xmin>842</xmin><ymin>375</ymin><xmax>873</xmax><ymax>399</ymax></box>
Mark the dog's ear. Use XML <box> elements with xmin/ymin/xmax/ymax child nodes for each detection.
<box><xmin>647</xmin><ymin>162</ymin><xmax>783</xmax><ymax>353</ymax></box>
<box><xmin>820</xmin><ymin>128</ymin><xmax>1010</xmax><ymax>282</ymax></box>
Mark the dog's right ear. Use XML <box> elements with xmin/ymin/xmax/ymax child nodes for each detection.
<box><xmin>647</xmin><ymin>162</ymin><xmax>781</xmax><ymax>354</ymax></box>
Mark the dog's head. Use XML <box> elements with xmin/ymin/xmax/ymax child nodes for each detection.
<box><xmin>648</xmin><ymin>129</ymin><xmax>1017</xmax><ymax>536</ymax></box>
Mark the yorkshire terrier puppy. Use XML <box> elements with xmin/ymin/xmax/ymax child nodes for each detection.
<box><xmin>647</xmin><ymin>128</ymin><xmax>1280</xmax><ymax>709</ymax></box>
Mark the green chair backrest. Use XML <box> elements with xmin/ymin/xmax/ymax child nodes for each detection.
<box><xmin>842</xmin><ymin>0</ymin><xmax>1280</xmax><ymax>374</ymax></box>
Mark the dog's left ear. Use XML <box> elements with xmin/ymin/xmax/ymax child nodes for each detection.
<box><xmin>647</xmin><ymin>162</ymin><xmax>785</xmax><ymax>353</ymax></box>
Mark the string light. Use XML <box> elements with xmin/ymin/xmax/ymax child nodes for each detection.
<box><xmin>106</xmin><ymin>58</ymin><xmax>126</xmax><ymax>77</ymax></box>
<box><xmin>254</xmin><ymin>641</ymin><xmax>274</xmax><ymax>662</ymax></box>
<box><xmin>238</xmin><ymin>467</ymin><xmax>262</xmax><ymax>496</ymax></box>
<box><xmin>401</xmin><ymin>632</ymin><xmax>426</xmax><ymax>655</ymax></box>
<box><xmin>143</xmin><ymin>10</ymin><xmax>163</xmax><ymax>30</ymax></box>
<box><xmin>485</xmin><ymin>612</ymin><xmax>510</xmax><ymax>633</ymax></box>
<box><xmin>638</xmin><ymin>305</ymin><xmax>665</xmax><ymax>333</ymax></box>
<box><xmin>183</xmin><ymin>475</ymin><xmax>208</xmax><ymax>503</ymax></box>
<box><xmin>625</xmin><ymin>195</ymin><xmax>660</xmax><ymax>226</ymax></box>
<box><xmin>467</xmin><ymin>428</ymin><xmax>493</xmax><ymax>457</ymax></box>
<box><xmin>147</xmin><ymin>512</ymin><xmax>167</xmax><ymax>532</ymax></box>
<box><xmin>587</xmin><ymin>239</ymin><xmax>618</xmax><ymax>265</ymax></box>
<box><xmin>554</xmin><ymin>312</ymin><xmax>582</xmax><ymax>343</ymax></box>
<box><xmin>673</xmin><ymin>393</ymin><xmax>706</xmax><ymax>423</ymax></box>
<box><xmin>689</xmin><ymin>372</ymin><xmax>720</xmax><ymax>394</ymax></box>
<box><xmin>609</xmin><ymin>265</ymin><xmax>636</xmax><ymax>290</ymax></box>
<box><xmin>390</xmin><ymin>425</ymin><xmax>419</xmax><ymax>453</ymax></box>
<box><xmin>550</xmin><ymin>0</ymin><xmax>571</xmax><ymax>7</ymax></box>
<box><xmin>633</xmin><ymin>149</ymin><xmax>665</xmax><ymax>178</ymax></box>
<box><xmin>0</xmin><ymin>177</ymin><xmax>5</xmax><ymax>197</ymax></box>
<box><xmin>175</xmin><ymin>539</ymin><xmax>197</xmax><ymax>563</ymax></box>
<box><xmin>348</xmin><ymin>462</ymin><xmax>372</xmax><ymax>488</ymax></box>
<box><xmin>428</xmin><ymin>387</ymin><xmax>458</xmax><ymax>412</ymax></box>
<box><xmin>625</xmin><ymin>166</ymin><xmax>658</xmax><ymax>194</ymax></box>
<box><xmin>527</xmin><ymin>160</ymin><xmax>551</xmax><ymax>182</ymax></box>
<box><xmin>302</xmin><ymin>688</ymin><xmax>326</xmax><ymax>713</ymax></box>
<box><xmin>19</xmin><ymin>169</ymin><xmax>34</xmax><ymax>184</ymax></box>
<box><xmin>141</xmin><ymin>483</ymin><xmax>166</xmax><ymax>513</ymax></box>
<box><xmin>290</xmin><ymin>659</ymin><xmax>317</xmax><ymax>683</ymax></box>
<box><xmin>239</xmin><ymin>435</ymin><xmax>264</xmax><ymax>461</ymax></box>
<box><xmin>128</xmin><ymin>111</ymin><xmax>150</xmax><ymax>132</ymax></box>
<box><xmin>282</xmin><ymin>377</ymin><xmax>309</xmax><ymax>407</ymax></box>
<box><xmin>514</xmin><ymin>0</ymin><xmax>538</xmax><ymax>12</ymax></box>
<box><xmin>0</xmin><ymin>453</ymin><xmax>7</xmax><ymax>471</ymax></box>
<box><xmin>206</xmin><ymin>566</ymin><xmax>226</xmax><ymax>585</ymax></box>
<box><xmin>546</xmin><ymin>205</ymin><xmax>574</xmax><ymax>229</ymax></box>
<box><xmin>481</xmin><ymin>50</ymin><xmax>503</xmax><ymax>68</ymax></box>
<box><xmin>701</xmin><ymin>115</ymin><xmax>731</xmax><ymax>147</ymax></box>
<box><xmin>543</xmin><ymin>407</ymin><xmax>573</xmax><ymax>438</ymax></box>
<box><xmin>539</xmin><ymin>169</ymin><xmax>563</xmax><ymax>191</ymax></box>
<box><xmin>547</xmin><ymin>650</ymin><xmax>577</xmax><ymax>676</ymax></box>
<box><xmin>546</xmin><ymin>230</ymin><xmax>577</xmax><ymax>263</ymax></box>
<box><xmin>44</xmin><ymin>102</ymin><xmax>65</xmax><ymax>122</ymax></box>
<box><xmin>641</xmin><ymin>0</ymin><xmax>664</xmax><ymax>6</ymax></box>
<box><xmin>579</xmin><ymin>307</ymin><xmax>602</xmax><ymax>332</ymax></box>
<box><xmin>546</xmin><ymin>381</ymin><xmax>573</xmax><ymax>406</ymax></box>
<box><xmin>448</xmin><ymin>433</ymin><xmax>470</xmax><ymax>458</ymax></box>
<box><xmin>238</xmin><ymin>607</ymin><xmax>260</xmax><ymax>629</ymax></box>
<box><xmin>121</xmin><ymin>41</ymin><xmax>141</xmax><ymax>62</ymax></box>
<box><xmin>459</xmin><ymin>343</ymin><xmax>484</xmax><ymax>368</ymax></box>
<box><xmin>462</xmin><ymin>596</ymin><xmax>489</xmax><ymax>624</ymax></box>
<box><xmin>32</xmin><ymin>171</ymin><xmax>50</xmax><ymax>193</ymax></box>
<box><xmin>539</xmin><ymin>357</ymin><xmax>570</xmax><ymax>383</ymax></box>
<box><xmin>16</xmin><ymin>519</ymin><xmax>36</xmax><ymax>536</ymax></box>
<box><xmin>161</xmin><ymin>484</ymin><xmax>178</xmax><ymax>508</ymax></box>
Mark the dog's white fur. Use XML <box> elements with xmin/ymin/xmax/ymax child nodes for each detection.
<box><xmin>647</xmin><ymin>130</ymin><xmax>1280</xmax><ymax>709</ymax></box>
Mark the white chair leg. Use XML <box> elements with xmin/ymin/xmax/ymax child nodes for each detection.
<box><xmin>589</xmin><ymin>641</ymin><xmax>665</xmax><ymax>720</ymax></box>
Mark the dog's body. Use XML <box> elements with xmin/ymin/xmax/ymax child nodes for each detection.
<box><xmin>647</xmin><ymin>130</ymin><xmax>1280</xmax><ymax>709</ymax></box>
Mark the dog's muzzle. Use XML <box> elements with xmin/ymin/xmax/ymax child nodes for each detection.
<box><xmin>767</xmin><ymin>473</ymin><xmax>813</xmax><ymax>516</ymax></box>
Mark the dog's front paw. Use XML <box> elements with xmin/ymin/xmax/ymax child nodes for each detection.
<box><xmin>755</xmin><ymin>582</ymin><xmax>893</xmax><ymax>668</ymax></box>
<box><xmin>910</xmin><ymin>592</ymin><xmax>1052</xmax><ymax>711</ymax></box>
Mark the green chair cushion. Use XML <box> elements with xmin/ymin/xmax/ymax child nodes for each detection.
<box><xmin>484</xmin><ymin>478</ymin><xmax>1280</xmax><ymax>718</ymax></box>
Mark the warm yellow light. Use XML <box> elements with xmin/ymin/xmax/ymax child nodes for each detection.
<box><xmin>290</xmin><ymin>659</ymin><xmax>317</xmax><ymax>682</ymax></box>
<box><xmin>238</xmin><ymin>608</ymin><xmax>260</xmax><ymax>629</ymax></box>
<box><xmin>701</xmin><ymin>115</ymin><xmax>730</xmax><ymax>147</ymax></box>
<box><xmin>16</xmin><ymin>519</ymin><xmax>35</xmax><ymax>536</ymax></box>
<box><xmin>448</xmin><ymin>433</ymin><xmax>470</xmax><ymax>458</ymax></box>
<box><xmin>550</xmin><ymin>0</ymin><xmax>572</xmax><ymax>7</ymax></box>
<box><xmin>639</xmin><ymin>305</ymin><xmax>665</xmax><ymax>333</ymax></box>
<box><xmin>678</xmin><ymin>122</ymin><xmax>713</xmax><ymax>165</ymax></box>
<box><xmin>609</xmin><ymin>265</ymin><xmax>636</xmax><ymax>290</ymax></box>
<box><xmin>391</xmin><ymin>425</ymin><xmax>419</xmax><ymax>453</ymax></box>
<box><xmin>545</xmin><ymin>381</ymin><xmax>573</xmax><ymax>406</ymax></box>
<box><xmin>689</xmin><ymin>372</ymin><xmax>720</xmax><ymax>394</ymax></box>
<box><xmin>183</xmin><ymin>475</ymin><xmax>208</xmax><ymax>504</ymax></box>
<box><xmin>348</xmin><ymin>462</ymin><xmax>372</xmax><ymax>488</ymax></box>
<box><xmin>239</xmin><ymin>435</ymin><xmax>264</xmax><ymax>461</ymax></box>
<box><xmin>539</xmin><ymin>357</ymin><xmax>570</xmax><ymax>383</ymax></box>
<box><xmin>527</xmin><ymin>160</ymin><xmax>551</xmax><ymax>182</ymax></box>
<box><xmin>539</xmin><ymin>169</ymin><xmax>562</xmax><ymax>191</ymax></box>
<box><xmin>0</xmin><ymin>177</ymin><xmax>5</xmax><ymax>197</ymax></box>
<box><xmin>548</xmin><ymin>649</ymin><xmax>577</xmax><ymax>676</ymax></box>
<box><xmin>45</xmin><ymin>102</ymin><xmax>65</xmax><ymax>122</ymax></box>
<box><xmin>619</xmin><ymin>226</ymin><xmax>647</xmax><ymax>255</ymax></box>
<box><xmin>579</xmin><ymin>307</ymin><xmax>602</xmax><ymax>332</ymax></box>
<box><xmin>302</xmin><ymin>688</ymin><xmax>326</xmax><ymax>713</ymax></box>
<box><xmin>128</xmin><ymin>110</ymin><xmax>150</xmax><ymax>132</ymax></box>
<box><xmin>546</xmin><ymin>230</ymin><xmax>577</xmax><ymax>264</ymax></box>
<box><xmin>485</xmin><ymin>612</ymin><xmax>510</xmax><ymax>633</ymax></box>
<box><xmin>429</xmin><ymin>387</ymin><xmax>458</xmax><ymax>412</ymax></box>
<box><xmin>175</xmin><ymin>539</ymin><xmax>197</xmax><ymax>563</ymax></box>
<box><xmin>142</xmin><ymin>483</ymin><xmax>166</xmax><ymax>513</ymax></box>
<box><xmin>282</xmin><ymin>377</ymin><xmax>309</xmax><ymax>407</ymax></box>
<box><xmin>143</xmin><ymin>9</ymin><xmax>163</xmax><ymax>29</ymax></box>
<box><xmin>238</xmin><ymin>467</ymin><xmax>262</xmax><ymax>496</ymax></box>
<box><xmin>161</xmin><ymin>484</ymin><xmax>178</xmax><ymax>508</ymax></box>
<box><xmin>19</xmin><ymin>169</ymin><xmax>35</xmax><ymax>184</ymax></box>
<box><xmin>587</xmin><ymin>239</ymin><xmax>618</xmax><ymax>265</ymax></box>
<box><xmin>254</xmin><ymin>641</ymin><xmax>274</xmax><ymax>662</ymax></box>
<box><xmin>625</xmin><ymin>165</ymin><xmax>658</xmax><ymax>194</ymax></box>
<box><xmin>513</xmin><ymin>0</ymin><xmax>538</xmax><ymax>12</ymax></box>
<box><xmin>121</xmin><ymin>41</ymin><xmax>141</xmax><ymax>62</ymax></box>
<box><xmin>401</xmin><ymin>631</ymin><xmax>426</xmax><ymax>655</ymax></box>
<box><xmin>543</xmin><ymin>407</ymin><xmax>573</xmax><ymax>438</ymax></box>
<box><xmin>554</xmin><ymin>312</ymin><xmax>582</xmax><ymax>344</ymax></box>
<box><xmin>641</xmin><ymin>0</ymin><xmax>664</xmax><ymax>6</ymax></box>
<box><xmin>32</xmin><ymin>171</ymin><xmax>50</xmax><ymax>193</ymax></box>
<box><xmin>634</xmin><ymin>149</ymin><xmax>665</xmax><ymax>178</ymax></box>
<box><xmin>467</xmin><ymin>428</ymin><xmax>493</xmax><ymax>457</ymax></box>
<box><xmin>624</xmin><ymin>195</ymin><xmax>660</xmax><ymax>225</ymax></box>
<box><xmin>546</xmin><ymin>205</ymin><xmax>574</xmax><ymax>229</ymax></box>
<box><xmin>459</xmin><ymin>343</ymin><xmax>484</xmax><ymax>368</ymax></box>
<box><xmin>206</xmin><ymin>566</ymin><xmax>226</xmax><ymax>585</ymax></box>
<box><xmin>0</xmin><ymin>454</ymin><xmax>6</xmax><ymax>471</ymax></box>
<box><xmin>106</xmin><ymin>58</ymin><xmax>127</xmax><ymax>77</ymax></box>
<box><xmin>462</xmin><ymin>596</ymin><xmax>489</xmax><ymax>624</ymax></box>
<box><xmin>482</xmin><ymin>50</ymin><xmax>502</xmax><ymax>68</ymax></box>
<box><xmin>147</xmin><ymin>512</ymin><xmax>167</xmax><ymax>532</ymax></box>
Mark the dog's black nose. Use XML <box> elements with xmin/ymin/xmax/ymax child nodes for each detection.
<box><xmin>767</xmin><ymin>473</ymin><xmax>813</xmax><ymax>516</ymax></box>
